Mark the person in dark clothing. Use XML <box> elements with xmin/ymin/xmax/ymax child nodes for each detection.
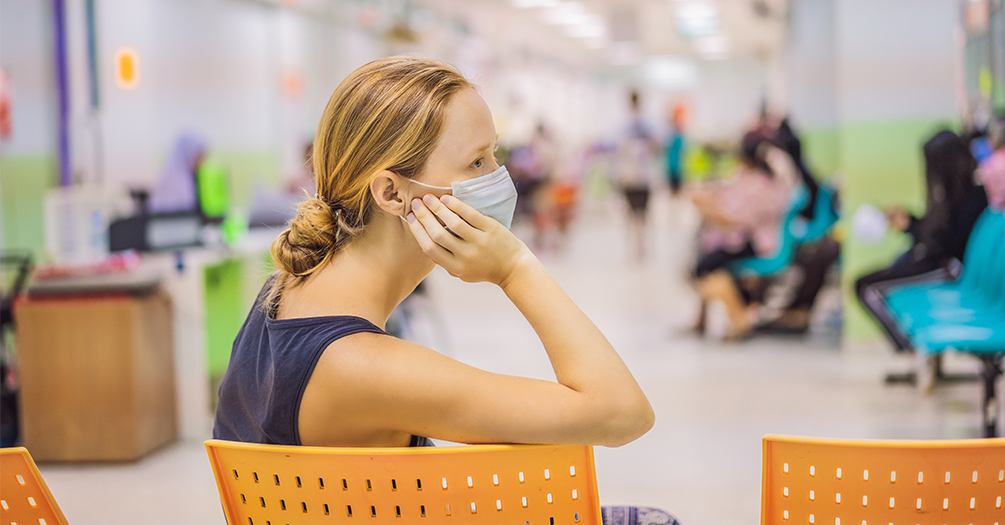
<box><xmin>854</xmin><ymin>130</ymin><xmax>989</xmax><ymax>352</ymax></box>
<box><xmin>774</xmin><ymin>117</ymin><xmax>820</xmax><ymax>220</ymax></box>
<box><xmin>214</xmin><ymin>56</ymin><xmax>654</xmax><ymax>451</ymax></box>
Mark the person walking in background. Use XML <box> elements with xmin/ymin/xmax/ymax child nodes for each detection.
<box><xmin>665</xmin><ymin>102</ymin><xmax>687</xmax><ymax>196</ymax></box>
<box><xmin>615</xmin><ymin>91</ymin><xmax>659</xmax><ymax>259</ymax></box>
<box><xmin>855</xmin><ymin>130</ymin><xmax>988</xmax><ymax>353</ymax></box>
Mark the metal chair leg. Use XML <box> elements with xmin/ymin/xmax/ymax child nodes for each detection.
<box><xmin>978</xmin><ymin>354</ymin><xmax>1003</xmax><ymax>438</ymax></box>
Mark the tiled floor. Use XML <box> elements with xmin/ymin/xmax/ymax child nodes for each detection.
<box><xmin>35</xmin><ymin>193</ymin><xmax>999</xmax><ymax>525</ymax></box>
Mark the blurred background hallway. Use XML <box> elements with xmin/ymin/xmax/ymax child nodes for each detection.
<box><xmin>2</xmin><ymin>0</ymin><xmax>1004</xmax><ymax>523</ymax></box>
<box><xmin>33</xmin><ymin>189</ymin><xmax>995</xmax><ymax>525</ymax></box>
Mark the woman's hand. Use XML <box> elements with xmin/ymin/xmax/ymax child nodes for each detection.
<box><xmin>407</xmin><ymin>193</ymin><xmax>530</xmax><ymax>286</ymax></box>
<box><xmin>885</xmin><ymin>206</ymin><xmax>911</xmax><ymax>232</ymax></box>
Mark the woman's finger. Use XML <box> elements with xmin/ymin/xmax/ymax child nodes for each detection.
<box><xmin>406</xmin><ymin>212</ymin><xmax>456</xmax><ymax>265</ymax></box>
<box><xmin>411</xmin><ymin>198</ymin><xmax>464</xmax><ymax>252</ymax></box>
<box><xmin>438</xmin><ymin>194</ymin><xmax>493</xmax><ymax>231</ymax></box>
<box><xmin>420</xmin><ymin>194</ymin><xmax>478</xmax><ymax>239</ymax></box>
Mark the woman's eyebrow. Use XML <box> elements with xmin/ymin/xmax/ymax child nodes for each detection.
<box><xmin>468</xmin><ymin>135</ymin><xmax>499</xmax><ymax>157</ymax></box>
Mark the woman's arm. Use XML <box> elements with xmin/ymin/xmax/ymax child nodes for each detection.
<box><xmin>690</xmin><ymin>189</ymin><xmax>737</xmax><ymax>228</ymax></box>
<box><xmin>301</xmin><ymin>195</ymin><xmax>654</xmax><ymax>448</ymax></box>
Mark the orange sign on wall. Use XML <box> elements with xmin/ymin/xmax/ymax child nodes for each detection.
<box><xmin>114</xmin><ymin>47</ymin><xmax>140</xmax><ymax>90</ymax></box>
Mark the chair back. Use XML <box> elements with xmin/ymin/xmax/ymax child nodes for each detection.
<box><xmin>0</xmin><ymin>447</ymin><xmax>69</xmax><ymax>525</ymax></box>
<box><xmin>205</xmin><ymin>439</ymin><xmax>602</xmax><ymax>525</ymax></box>
<box><xmin>791</xmin><ymin>185</ymin><xmax>839</xmax><ymax>243</ymax></box>
<box><xmin>955</xmin><ymin>210</ymin><xmax>1005</xmax><ymax>294</ymax></box>
<box><xmin>761</xmin><ymin>434</ymin><xmax>1005</xmax><ymax>525</ymax></box>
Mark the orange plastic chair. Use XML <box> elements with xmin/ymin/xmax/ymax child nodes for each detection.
<box><xmin>205</xmin><ymin>439</ymin><xmax>602</xmax><ymax>525</ymax></box>
<box><xmin>0</xmin><ymin>447</ymin><xmax>69</xmax><ymax>525</ymax></box>
<box><xmin>761</xmin><ymin>434</ymin><xmax>1005</xmax><ymax>525</ymax></box>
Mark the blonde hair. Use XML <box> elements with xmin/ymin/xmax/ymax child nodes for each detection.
<box><xmin>269</xmin><ymin>56</ymin><xmax>472</xmax><ymax>304</ymax></box>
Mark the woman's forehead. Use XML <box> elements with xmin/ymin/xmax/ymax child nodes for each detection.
<box><xmin>438</xmin><ymin>88</ymin><xmax>496</xmax><ymax>154</ymax></box>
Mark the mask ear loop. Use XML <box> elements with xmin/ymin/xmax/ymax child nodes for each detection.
<box><xmin>400</xmin><ymin>177</ymin><xmax>452</xmax><ymax>218</ymax></box>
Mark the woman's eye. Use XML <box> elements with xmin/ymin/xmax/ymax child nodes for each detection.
<box><xmin>472</xmin><ymin>158</ymin><xmax>483</xmax><ymax>169</ymax></box>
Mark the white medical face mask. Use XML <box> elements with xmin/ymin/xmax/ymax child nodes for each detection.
<box><xmin>406</xmin><ymin>165</ymin><xmax>518</xmax><ymax>229</ymax></box>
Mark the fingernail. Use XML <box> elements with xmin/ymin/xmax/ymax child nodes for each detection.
<box><xmin>423</xmin><ymin>194</ymin><xmax>435</xmax><ymax>205</ymax></box>
<box><xmin>440</xmin><ymin>195</ymin><xmax>451</xmax><ymax>203</ymax></box>
<box><xmin>406</xmin><ymin>213</ymin><xmax>416</xmax><ymax>223</ymax></box>
<box><xmin>411</xmin><ymin>198</ymin><xmax>422</xmax><ymax>209</ymax></box>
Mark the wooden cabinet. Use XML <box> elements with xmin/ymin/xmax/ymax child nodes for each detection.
<box><xmin>14</xmin><ymin>291</ymin><xmax>177</xmax><ymax>461</ymax></box>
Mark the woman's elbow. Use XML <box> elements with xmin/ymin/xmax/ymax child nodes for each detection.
<box><xmin>595</xmin><ymin>395</ymin><xmax>655</xmax><ymax>447</ymax></box>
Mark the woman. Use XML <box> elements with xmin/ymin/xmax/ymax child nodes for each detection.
<box><xmin>149</xmin><ymin>133</ymin><xmax>208</xmax><ymax>214</ymax></box>
<box><xmin>616</xmin><ymin>91</ymin><xmax>659</xmax><ymax>259</ymax></box>
<box><xmin>855</xmin><ymin>130</ymin><xmax>988</xmax><ymax>353</ymax></box>
<box><xmin>213</xmin><ymin>57</ymin><xmax>668</xmax><ymax>524</ymax></box>
<box><xmin>689</xmin><ymin>131</ymin><xmax>795</xmax><ymax>339</ymax></box>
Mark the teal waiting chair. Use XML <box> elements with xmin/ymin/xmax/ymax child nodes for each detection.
<box><xmin>883</xmin><ymin>209</ymin><xmax>1005</xmax><ymax>437</ymax></box>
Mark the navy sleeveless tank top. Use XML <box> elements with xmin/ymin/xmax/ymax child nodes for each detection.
<box><xmin>213</xmin><ymin>279</ymin><xmax>432</xmax><ymax>447</ymax></box>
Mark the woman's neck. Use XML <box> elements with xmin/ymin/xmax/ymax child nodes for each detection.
<box><xmin>278</xmin><ymin>213</ymin><xmax>432</xmax><ymax>328</ymax></box>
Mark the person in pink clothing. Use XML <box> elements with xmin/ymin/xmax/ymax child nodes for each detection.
<box><xmin>978</xmin><ymin>148</ymin><xmax>1005</xmax><ymax>210</ymax></box>
<box><xmin>689</xmin><ymin>131</ymin><xmax>796</xmax><ymax>339</ymax></box>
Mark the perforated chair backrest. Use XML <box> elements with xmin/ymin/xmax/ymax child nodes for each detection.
<box><xmin>0</xmin><ymin>447</ymin><xmax>68</xmax><ymax>525</ymax></box>
<box><xmin>205</xmin><ymin>440</ymin><xmax>602</xmax><ymax>525</ymax></box>
<box><xmin>761</xmin><ymin>434</ymin><xmax>1005</xmax><ymax>525</ymax></box>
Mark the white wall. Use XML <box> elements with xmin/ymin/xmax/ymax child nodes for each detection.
<box><xmin>0</xmin><ymin>0</ymin><xmax>56</xmax><ymax>156</ymax></box>
<box><xmin>785</xmin><ymin>0</ymin><xmax>838</xmax><ymax>130</ymax></box>
<box><xmin>834</xmin><ymin>0</ymin><xmax>959</xmax><ymax>122</ymax></box>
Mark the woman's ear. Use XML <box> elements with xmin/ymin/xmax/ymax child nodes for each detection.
<box><xmin>370</xmin><ymin>170</ymin><xmax>407</xmax><ymax>216</ymax></box>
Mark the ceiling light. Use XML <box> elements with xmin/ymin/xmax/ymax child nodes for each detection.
<box><xmin>675</xmin><ymin>1</ymin><xmax>720</xmax><ymax>38</ymax></box>
<box><xmin>644</xmin><ymin>56</ymin><xmax>699</xmax><ymax>88</ymax></box>
<box><xmin>540</xmin><ymin>1</ymin><xmax>588</xmax><ymax>25</ymax></box>
<box><xmin>509</xmin><ymin>0</ymin><xmax>559</xmax><ymax>8</ymax></box>
<box><xmin>693</xmin><ymin>34</ymin><xmax>730</xmax><ymax>59</ymax></box>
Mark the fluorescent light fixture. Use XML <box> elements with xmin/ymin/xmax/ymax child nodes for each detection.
<box><xmin>675</xmin><ymin>1</ymin><xmax>720</xmax><ymax>38</ymax></box>
<box><xmin>644</xmin><ymin>56</ymin><xmax>698</xmax><ymax>87</ymax></box>
<box><xmin>564</xmin><ymin>21</ymin><xmax>605</xmax><ymax>39</ymax></box>
<box><xmin>540</xmin><ymin>1</ymin><xmax>588</xmax><ymax>25</ymax></box>
<box><xmin>693</xmin><ymin>34</ymin><xmax>730</xmax><ymax>59</ymax></box>
<box><xmin>509</xmin><ymin>0</ymin><xmax>559</xmax><ymax>9</ymax></box>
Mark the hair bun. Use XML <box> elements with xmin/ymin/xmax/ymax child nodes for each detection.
<box><xmin>271</xmin><ymin>197</ymin><xmax>341</xmax><ymax>279</ymax></box>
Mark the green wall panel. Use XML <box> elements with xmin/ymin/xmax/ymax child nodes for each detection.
<box><xmin>209</xmin><ymin>149</ymin><xmax>281</xmax><ymax>210</ymax></box>
<box><xmin>801</xmin><ymin>126</ymin><xmax>841</xmax><ymax>179</ymax></box>
<box><xmin>204</xmin><ymin>258</ymin><xmax>247</xmax><ymax>381</ymax></box>
<box><xmin>0</xmin><ymin>155</ymin><xmax>56</xmax><ymax>261</ymax></box>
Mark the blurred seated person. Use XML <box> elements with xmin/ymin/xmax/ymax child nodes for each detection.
<box><xmin>977</xmin><ymin>114</ymin><xmax>1005</xmax><ymax>209</ymax></box>
<box><xmin>755</xmin><ymin>235</ymin><xmax>841</xmax><ymax>334</ymax></box>
<box><xmin>756</xmin><ymin>119</ymin><xmax>840</xmax><ymax>334</ymax></box>
<box><xmin>978</xmin><ymin>148</ymin><xmax>1005</xmax><ymax>209</ymax></box>
<box><xmin>689</xmin><ymin>132</ymin><xmax>797</xmax><ymax>339</ymax></box>
<box><xmin>287</xmin><ymin>141</ymin><xmax>316</xmax><ymax>196</ymax></box>
<box><xmin>149</xmin><ymin>133</ymin><xmax>208</xmax><ymax>214</ymax></box>
<box><xmin>773</xmin><ymin>117</ymin><xmax>821</xmax><ymax>219</ymax></box>
<box><xmin>854</xmin><ymin>130</ymin><xmax>988</xmax><ymax>353</ymax></box>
